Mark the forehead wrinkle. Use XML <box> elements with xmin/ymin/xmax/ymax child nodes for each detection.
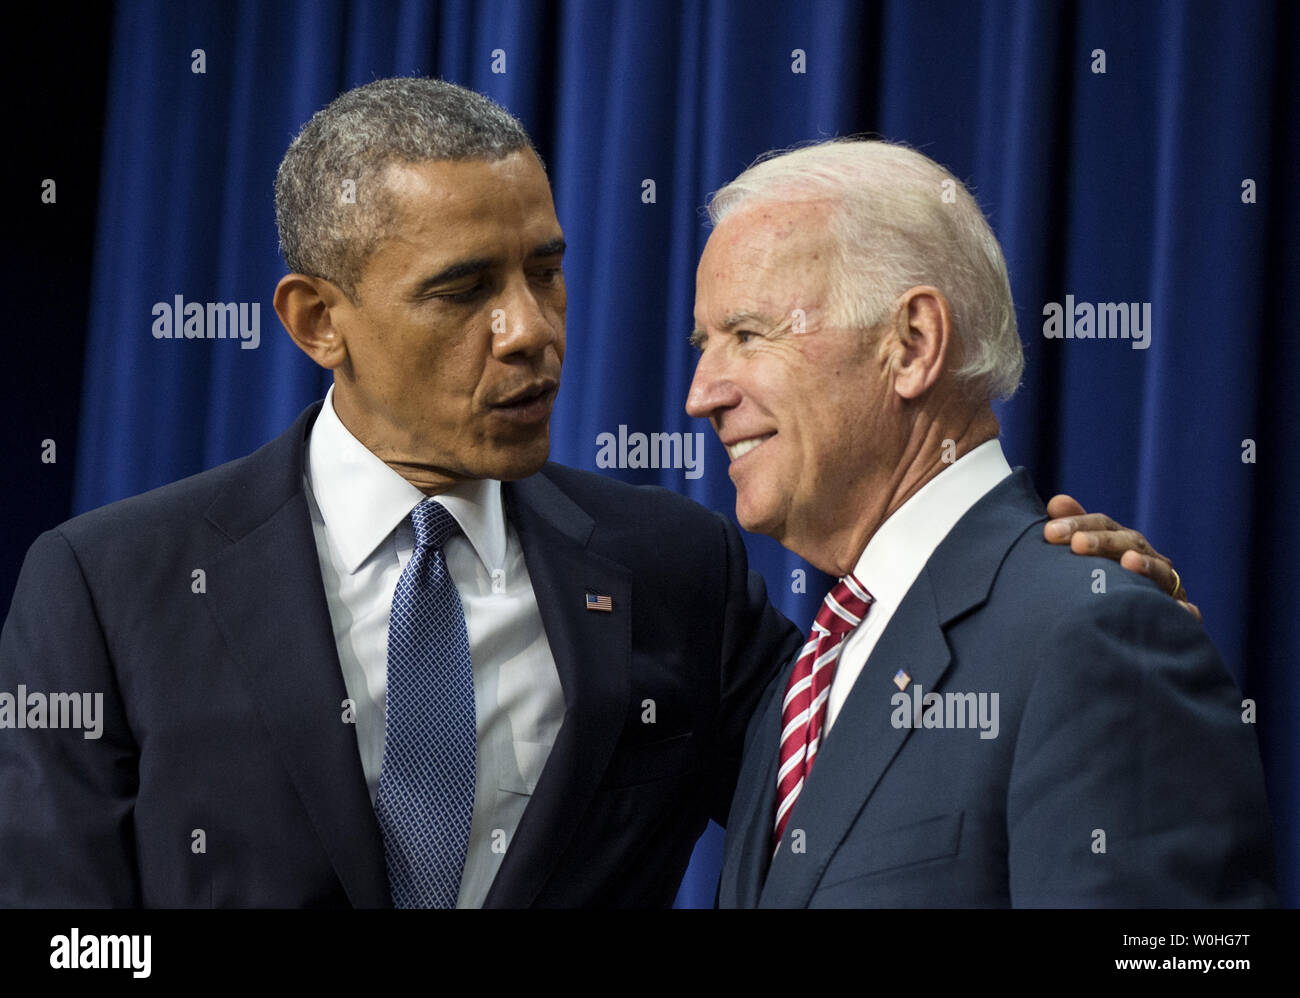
<box><xmin>378</xmin><ymin>174</ymin><xmax>559</xmax><ymax>279</ymax></box>
<box><xmin>382</xmin><ymin>153</ymin><xmax>550</xmax><ymax>235</ymax></box>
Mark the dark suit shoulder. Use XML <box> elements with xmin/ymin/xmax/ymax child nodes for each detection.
<box><xmin>938</xmin><ymin>503</ymin><xmax>1222</xmax><ymax>718</ymax></box>
<box><xmin>56</xmin><ymin>448</ymin><xmax>259</xmax><ymax>545</ymax></box>
<box><xmin>934</xmin><ymin>467</ymin><xmax>1194</xmax><ymax>649</ymax></box>
<box><xmin>993</xmin><ymin>522</ymin><xmax>1204</xmax><ymax>647</ymax></box>
<box><xmin>926</xmin><ymin>472</ymin><xmax>1231</xmax><ymax>715</ymax></box>
<box><xmin>988</xmin><ymin>514</ymin><xmax>1275</xmax><ymax>905</ymax></box>
<box><xmin>537</xmin><ymin>461</ymin><xmax>725</xmax><ymax>523</ymax></box>
<box><xmin>532</xmin><ymin>462</ymin><xmax>734</xmax><ymax>565</ymax></box>
<box><xmin>1000</xmin><ymin>521</ymin><xmax>1178</xmax><ymax>606</ymax></box>
<box><xmin>48</xmin><ymin>404</ymin><xmax>317</xmax><ymax>556</ymax></box>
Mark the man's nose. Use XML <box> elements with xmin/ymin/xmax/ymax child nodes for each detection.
<box><xmin>492</xmin><ymin>278</ymin><xmax>561</xmax><ymax>358</ymax></box>
<box><xmin>685</xmin><ymin>348</ymin><xmax>742</xmax><ymax>420</ymax></box>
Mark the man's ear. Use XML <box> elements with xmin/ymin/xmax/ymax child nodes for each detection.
<box><xmin>890</xmin><ymin>285</ymin><xmax>952</xmax><ymax>401</ymax></box>
<box><xmin>273</xmin><ymin>273</ymin><xmax>352</xmax><ymax>370</ymax></box>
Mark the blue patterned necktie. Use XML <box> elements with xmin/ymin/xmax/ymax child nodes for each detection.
<box><xmin>375</xmin><ymin>498</ymin><xmax>476</xmax><ymax>908</ymax></box>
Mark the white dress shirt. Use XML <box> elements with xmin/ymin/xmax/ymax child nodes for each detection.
<box><xmin>303</xmin><ymin>386</ymin><xmax>565</xmax><ymax>907</ymax></box>
<box><xmin>824</xmin><ymin>439</ymin><xmax>1013</xmax><ymax>733</ymax></box>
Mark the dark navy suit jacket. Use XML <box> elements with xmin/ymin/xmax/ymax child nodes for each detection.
<box><xmin>0</xmin><ymin>401</ymin><xmax>801</xmax><ymax>907</ymax></box>
<box><xmin>718</xmin><ymin>469</ymin><xmax>1276</xmax><ymax>907</ymax></box>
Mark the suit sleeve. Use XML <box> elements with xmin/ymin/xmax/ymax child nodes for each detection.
<box><xmin>705</xmin><ymin>512</ymin><xmax>802</xmax><ymax>827</ymax></box>
<box><xmin>1006</xmin><ymin>583</ymin><xmax>1277</xmax><ymax>906</ymax></box>
<box><xmin>0</xmin><ymin>529</ymin><xmax>141</xmax><ymax>906</ymax></box>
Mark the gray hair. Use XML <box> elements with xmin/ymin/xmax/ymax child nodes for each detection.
<box><xmin>274</xmin><ymin>77</ymin><xmax>536</xmax><ymax>301</ymax></box>
<box><xmin>707</xmin><ymin>138</ymin><xmax>1023</xmax><ymax>402</ymax></box>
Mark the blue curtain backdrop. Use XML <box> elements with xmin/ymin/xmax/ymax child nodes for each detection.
<box><xmin>52</xmin><ymin>0</ymin><xmax>1299</xmax><ymax>906</ymax></box>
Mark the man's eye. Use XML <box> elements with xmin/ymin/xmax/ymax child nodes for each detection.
<box><xmin>735</xmin><ymin>329</ymin><xmax>756</xmax><ymax>345</ymax></box>
<box><xmin>434</xmin><ymin>285</ymin><xmax>484</xmax><ymax>304</ymax></box>
<box><xmin>532</xmin><ymin>267</ymin><xmax>563</xmax><ymax>285</ymax></box>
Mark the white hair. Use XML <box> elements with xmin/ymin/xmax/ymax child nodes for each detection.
<box><xmin>707</xmin><ymin>138</ymin><xmax>1024</xmax><ymax>402</ymax></box>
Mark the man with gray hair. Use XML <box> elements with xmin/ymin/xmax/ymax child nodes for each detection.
<box><xmin>691</xmin><ymin>139</ymin><xmax>1276</xmax><ymax>907</ymax></box>
<box><xmin>1</xmin><ymin>76</ymin><xmax>803</xmax><ymax>908</ymax></box>
<box><xmin>0</xmin><ymin>79</ymin><xmax>1193</xmax><ymax>909</ymax></box>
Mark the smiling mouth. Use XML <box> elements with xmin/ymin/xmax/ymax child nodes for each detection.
<box><xmin>725</xmin><ymin>433</ymin><xmax>775</xmax><ymax>460</ymax></box>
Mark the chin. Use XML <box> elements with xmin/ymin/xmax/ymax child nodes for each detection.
<box><xmin>733</xmin><ymin>493</ymin><xmax>783</xmax><ymax>539</ymax></box>
<box><xmin>490</xmin><ymin>439</ymin><xmax>551</xmax><ymax>481</ymax></box>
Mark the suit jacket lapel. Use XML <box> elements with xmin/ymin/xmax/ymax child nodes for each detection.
<box><xmin>482</xmin><ymin>469</ymin><xmax>632</xmax><ymax>907</ymax></box>
<box><xmin>200</xmin><ymin>402</ymin><xmax>392</xmax><ymax>908</ymax></box>
<box><xmin>757</xmin><ymin>571</ymin><xmax>951</xmax><ymax>907</ymax></box>
<box><xmin>757</xmin><ymin>469</ymin><xmax>1046</xmax><ymax>908</ymax></box>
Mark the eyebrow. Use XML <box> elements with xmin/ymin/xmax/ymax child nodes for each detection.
<box><xmin>717</xmin><ymin>310</ymin><xmax>771</xmax><ymax>331</ymax></box>
<box><xmin>410</xmin><ymin>237</ymin><xmax>567</xmax><ymax>298</ymax></box>
<box><xmin>530</xmin><ymin>237</ymin><xmax>567</xmax><ymax>260</ymax></box>
<box><xmin>689</xmin><ymin>309</ymin><xmax>776</xmax><ymax>349</ymax></box>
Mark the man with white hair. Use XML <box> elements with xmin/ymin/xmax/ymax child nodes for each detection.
<box><xmin>690</xmin><ymin>139</ymin><xmax>1276</xmax><ymax>907</ymax></box>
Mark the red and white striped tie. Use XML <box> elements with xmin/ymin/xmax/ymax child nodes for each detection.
<box><xmin>772</xmin><ymin>573</ymin><xmax>874</xmax><ymax>855</ymax></box>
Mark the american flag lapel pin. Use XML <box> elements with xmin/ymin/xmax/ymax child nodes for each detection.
<box><xmin>585</xmin><ymin>592</ymin><xmax>613</xmax><ymax>613</ymax></box>
<box><xmin>894</xmin><ymin>669</ymin><xmax>911</xmax><ymax>691</ymax></box>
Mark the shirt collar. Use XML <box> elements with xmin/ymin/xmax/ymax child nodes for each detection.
<box><xmin>850</xmin><ymin>438</ymin><xmax>1013</xmax><ymax>607</ymax></box>
<box><xmin>305</xmin><ymin>385</ymin><xmax>507</xmax><ymax>574</ymax></box>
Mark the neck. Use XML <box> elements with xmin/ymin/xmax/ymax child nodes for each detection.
<box><xmin>330</xmin><ymin>386</ymin><xmax>462</xmax><ymax>497</ymax></box>
<box><xmin>794</xmin><ymin>402</ymin><xmax>999</xmax><ymax>577</ymax></box>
